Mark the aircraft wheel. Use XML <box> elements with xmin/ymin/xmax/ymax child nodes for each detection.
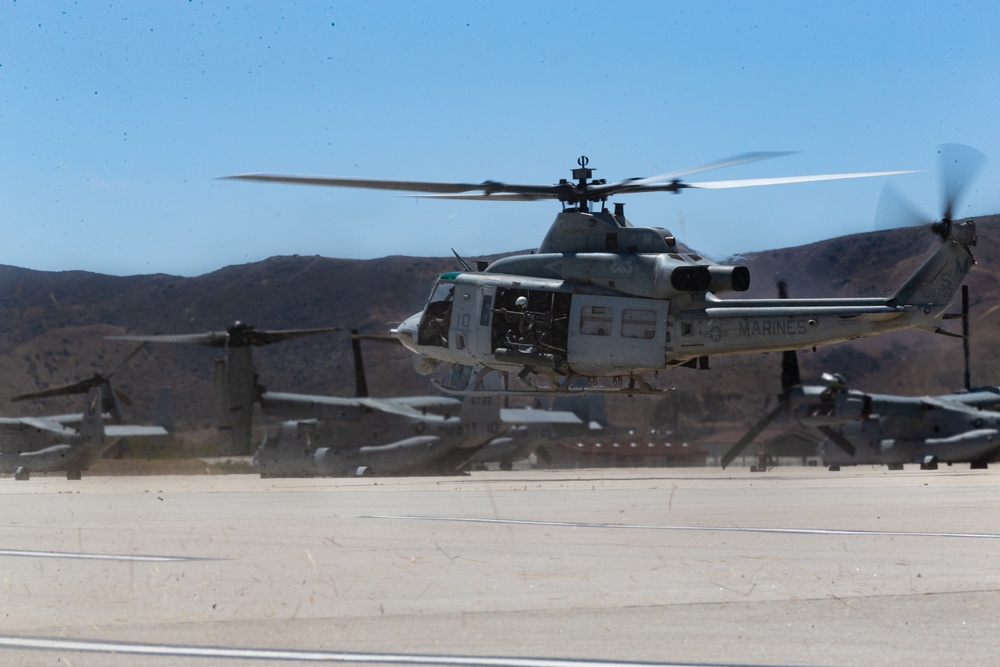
<box><xmin>14</xmin><ymin>466</ymin><xmax>30</xmax><ymax>481</ymax></box>
<box><xmin>828</xmin><ymin>465</ymin><xmax>840</xmax><ymax>472</ymax></box>
<box><xmin>920</xmin><ymin>461</ymin><xmax>938</xmax><ymax>471</ymax></box>
<box><xmin>888</xmin><ymin>463</ymin><xmax>904</xmax><ymax>471</ymax></box>
<box><xmin>499</xmin><ymin>459</ymin><xmax>513</xmax><ymax>471</ymax></box>
<box><xmin>66</xmin><ymin>469</ymin><xmax>82</xmax><ymax>481</ymax></box>
<box><xmin>971</xmin><ymin>459</ymin><xmax>989</xmax><ymax>470</ymax></box>
<box><xmin>749</xmin><ymin>465</ymin><xmax>758</xmax><ymax>473</ymax></box>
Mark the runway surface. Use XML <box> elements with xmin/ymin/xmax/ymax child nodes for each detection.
<box><xmin>2</xmin><ymin>466</ymin><xmax>999</xmax><ymax>666</ymax></box>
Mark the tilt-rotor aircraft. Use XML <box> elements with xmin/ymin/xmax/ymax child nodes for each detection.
<box><xmin>225</xmin><ymin>146</ymin><xmax>980</xmax><ymax>394</ymax></box>
<box><xmin>112</xmin><ymin>324</ymin><xmax>590</xmax><ymax>476</ymax></box>
<box><xmin>723</xmin><ymin>284</ymin><xmax>1000</xmax><ymax>472</ymax></box>
<box><xmin>1</xmin><ymin>348</ymin><xmax>170</xmax><ymax>480</ymax></box>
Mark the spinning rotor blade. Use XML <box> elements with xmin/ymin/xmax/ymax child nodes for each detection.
<box><xmin>626</xmin><ymin>152</ymin><xmax>797</xmax><ymax>186</ymax></box>
<box><xmin>874</xmin><ymin>144</ymin><xmax>986</xmax><ymax>234</ymax></box>
<box><xmin>226</xmin><ymin>154</ymin><xmax>917</xmax><ymax>208</ymax></box>
<box><xmin>874</xmin><ymin>182</ymin><xmax>925</xmax><ymax>230</ymax></box>
<box><xmin>939</xmin><ymin>143</ymin><xmax>987</xmax><ymax>223</ymax></box>
<box><xmin>686</xmin><ymin>169</ymin><xmax>917</xmax><ymax>191</ymax></box>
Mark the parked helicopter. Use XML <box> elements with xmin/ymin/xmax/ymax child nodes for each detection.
<box><xmin>224</xmin><ymin>146</ymin><xmax>982</xmax><ymax>394</ymax></box>
<box><xmin>1</xmin><ymin>348</ymin><xmax>170</xmax><ymax>480</ymax></box>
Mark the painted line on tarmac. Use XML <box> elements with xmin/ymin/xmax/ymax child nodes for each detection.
<box><xmin>368</xmin><ymin>515</ymin><xmax>1000</xmax><ymax>540</ymax></box>
<box><xmin>0</xmin><ymin>548</ymin><xmax>199</xmax><ymax>562</ymax></box>
<box><xmin>0</xmin><ymin>635</ymin><xmax>771</xmax><ymax>667</ymax></box>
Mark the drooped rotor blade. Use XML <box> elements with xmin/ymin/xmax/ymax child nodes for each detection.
<box><xmin>108</xmin><ymin>342</ymin><xmax>149</xmax><ymax>378</ymax></box>
<box><xmin>12</xmin><ymin>378</ymin><xmax>102</xmax><ymax>402</ymax></box>
<box><xmin>720</xmin><ymin>399</ymin><xmax>790</xmax><ymax>470</ymax></box>
<box><xmin>245</xmin><ymin>327</ymin><xmax>342</xmax><ymax>346</ymax></box>
<box><xmin>939</xmin><ymin>143</ymin><xmax>987</xmax><ymax>222</ymax></box>
<box><xmin>13</xmin><ymin>341</ymin><xmax>148</xmax><ymax>403</ymax></box>
<box><xmin>108</xmin><ymin>325</ymin><xmax>340</xmax><ymax>348</ymax></box>
<box><xmin>816</xmin><ymin>425</ymin><xmax>856</xmax><ymax>457</ymax></box>
<box><xmin>351</xmin><ymin>332</ymin><xmax>401</xmax><ymax>344</ymax></box>
<box><xmin>350</xmin><ymin>328</ymin><xmax>368</xmax><ymax>399</ymax></box>
<box><xmin>686</xmin><ymin>170</ymin><xmax>920</xmax><ymax>191</ymax></box>
<box><xmin>107</xmin><ymin>332</ymin><xmax>231</xmax><ymax>347</ymax></box>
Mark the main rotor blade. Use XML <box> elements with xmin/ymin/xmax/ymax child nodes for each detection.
<box><xmin>720</xmin><ymin>399</ymin><xmax>789</xmax><ymax>469</ymax></box>
<box><xmin>413</xmin><ymin>192</ymin><xmax>558</xmax><ymax>202</ymax></box>
<box><xmin>686</xmin><ymin>170</ymin><xmax>919</xmax><ymax>190</ymax></box>
<box><xmin>224</xmin><ymin>173</ymin><xmax>563</xmax><ymax>199</ymax></box>
<box><xmin>225</xmin><ymin>173</ymin><xmax>493</xmax><ymax>193</ymax></box>
<box><xmin>816</xmin><ymin>425</ymin><xmax>856</xmax><ymax>457</ymax></box>
<box><xmin>624</xmin><ymin>152</ymin><xmax>797</xmax><ymax>187</ymax></box>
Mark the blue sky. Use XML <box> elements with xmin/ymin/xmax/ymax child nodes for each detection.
<box><xmin>2</xmin><ymin>1</ymin><xmax>998</xmax><ymax>276</ymax></box>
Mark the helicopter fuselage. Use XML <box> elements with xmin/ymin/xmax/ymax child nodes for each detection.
<box><xmin>394</xmin><ymin>211</ymin><xmax>974</xmax><ymax>388</ymax></box>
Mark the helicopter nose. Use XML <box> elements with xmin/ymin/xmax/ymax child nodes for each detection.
<box><xmin>392</xmin><ymin>313</ymin><xmax>421</xmax><ymax>352</ymax></box>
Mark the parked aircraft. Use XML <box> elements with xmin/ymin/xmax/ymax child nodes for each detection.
<box><xmin>2</xmin><ymin>350</ymin><xmax>170</xmax><ymax>480</ymax></box>
<box><xmin>723</xmin><ymin>286</ymin><xmax>1000</xmax><ymax>471</ymax></box>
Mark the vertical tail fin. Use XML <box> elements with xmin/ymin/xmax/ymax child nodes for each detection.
<box><xmin>892</xmin><ymin>221</ymin><xmax>975</xmax><ymax>313</ymax></box>
<box><xmin>78</xmin><ymin>387</ymin><xmax>106</xmax><ymax>445</ymax></box>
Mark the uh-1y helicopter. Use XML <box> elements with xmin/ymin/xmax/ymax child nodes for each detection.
<box><xmin>225</xmin><ymin>145</ymin><xmax>983</xmax><ymax>394</ymax></box>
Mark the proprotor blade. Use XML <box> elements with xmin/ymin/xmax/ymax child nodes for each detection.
<box><xmin>939</xmin><ymin>143</ymin><xmax>987</xmax><ymax>222</ymax></box>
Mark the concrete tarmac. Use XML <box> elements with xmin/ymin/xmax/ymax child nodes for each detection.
<box><xmin>1</xmin><ymin>466</ymin><xmax>999</xmax><ymax>666</ymax></box>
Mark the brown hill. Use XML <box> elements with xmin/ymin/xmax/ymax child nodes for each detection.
<box><xmin>2</xmin><ymin>217</ymin><xmax>998</xmax><ymax>446</ymax></box>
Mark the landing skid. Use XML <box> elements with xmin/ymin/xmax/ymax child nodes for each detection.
<box><xmin>433</xmin><ymin>370</ymin><xmax>673</xmax><ymax>396</ymax></box>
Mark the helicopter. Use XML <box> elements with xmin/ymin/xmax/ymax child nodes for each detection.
<box><xmin>1</xmin><ymin>347</ymin><xmax>170</xmax><ymax>480</ymax></box>
<box><xmin>225</xmin><ymin>146</ymin><xmax>983</xmax><ymax>394</ymax></box>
